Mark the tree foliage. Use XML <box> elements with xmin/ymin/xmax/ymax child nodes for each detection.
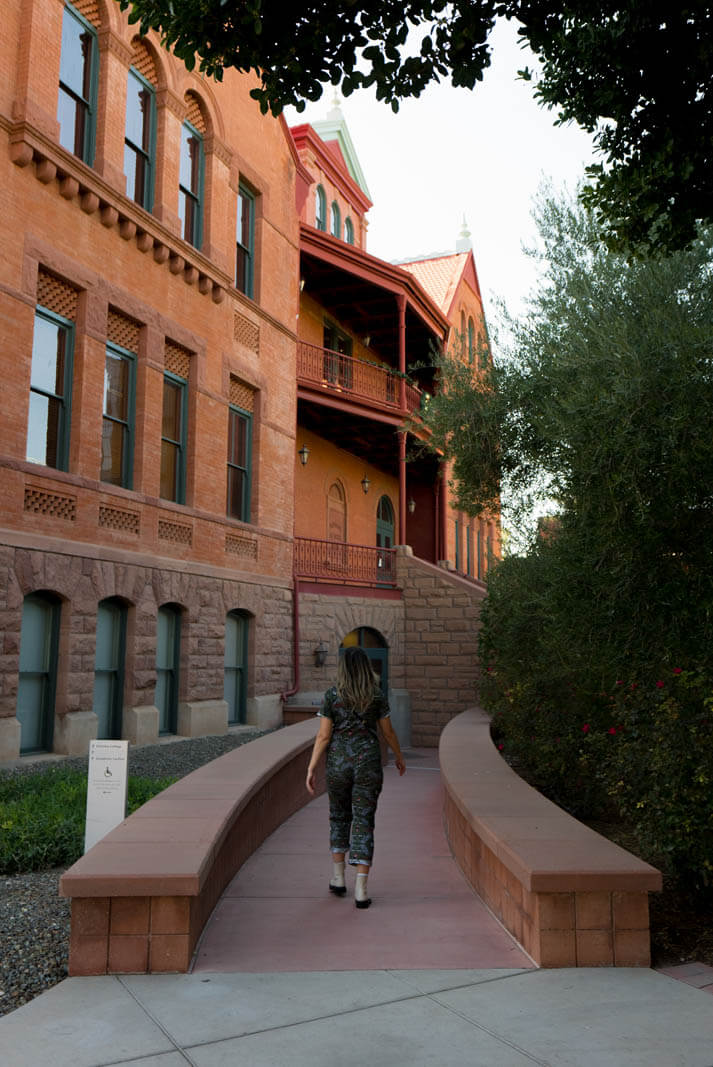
<box><xmin>118</xmin><ymin>0</ymin><xmax>713</xmax><ymax>253</ymax></box>
<box><xmin>428</xmin><ymin>189</ymin><xmax>713</xmax><ymax>676</ymax></box>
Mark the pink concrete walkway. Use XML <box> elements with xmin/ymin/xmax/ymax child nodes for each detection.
<box><xmin>193</xmin><ymin>749</ymin><xmax>534</xmax><ymax>972</ymax></box>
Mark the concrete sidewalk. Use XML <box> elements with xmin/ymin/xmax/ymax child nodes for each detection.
<box><xmin>3</xmin><ymin>749</ymin><xmax>713</xmax><ymax>1066</ymax></box>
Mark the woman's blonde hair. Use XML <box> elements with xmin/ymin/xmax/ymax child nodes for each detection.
<box><xmin>336</xmin><ymin>647</ymin><xmax>379</xmax><ymax>716</ymax></box>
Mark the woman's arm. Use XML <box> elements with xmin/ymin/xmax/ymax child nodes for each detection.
<box><xmin>306</xmin><ymin>716</ymin><xmax>333</xmax><ymax>794</ymax></box>
<box><xmin>378</xmin><ymin>715</ymin><xmax>406</xmax><ymax>776</ymax></box>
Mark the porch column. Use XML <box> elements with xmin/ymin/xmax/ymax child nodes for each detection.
<box><xmin>439</xmin><ymin>466</ymin><xmax>448</xmax><ymax>563</ymax></box>
<box><xmin>397</xmin><ymin>295</ymin><xmax>407</xmax><ymax>543</ymax></box>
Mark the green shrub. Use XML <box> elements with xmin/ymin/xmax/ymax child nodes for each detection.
<box><xmin>0</xmin><ymin>768</ymin><xmax>176</xmax><ymax>875</ymax></box>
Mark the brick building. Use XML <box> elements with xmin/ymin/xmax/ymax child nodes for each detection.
<box><xmin>0</xmin><ymin>0</ymin><xmax>500</xmax><ymax>760</ymax></box>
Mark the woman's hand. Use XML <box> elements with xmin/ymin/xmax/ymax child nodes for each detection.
<box><xmin>306</xmin><ymin>767</ymin><xmax>316</xmax><ymax>795</ymax></box>
<box><xmin>395</xmin><ymin>756</ymin><xmax>406</xmax><ymax>776</ymax></box>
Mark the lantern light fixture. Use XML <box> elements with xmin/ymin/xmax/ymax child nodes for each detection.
<box><xmin>298</xmin><ymin>444</ymin><xmax>310</xmax><ymax>466</ymax></box>
<box><xmin>361</xmin><ymin>474</ymin><xmax>371</xmax><ymax>494</ymax></box>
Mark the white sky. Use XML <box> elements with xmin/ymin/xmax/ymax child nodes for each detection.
<box><xmin>285</xmin><ymin>18</ymin><xmax>598</xmax><ymax>351</ymax></box>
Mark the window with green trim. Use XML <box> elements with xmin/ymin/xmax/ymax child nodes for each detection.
<box><xmin>477</xmin><ymin>528</ymin><xmax>482</xmax><ymax>580</ymax></box>
<box><xmin>455</xmin><ymin>519</ymin><xmax>461</xmax><ymax>571</ymax></box>
<box><xmin>330</xmin><ymin>201</ymin><xmax>340</xmax><ymax>237</ymax></box>
<box><xmin>468</xmin><ymin>317</ymin><xmax>475</xmax><ymax>364</ymax></box>
<box><xmin>344</xmin><ymin>217</ymin><xmax>354</xmax><ymax>244</ymax></box>
<box><xmin>466</xmin><ymin>525</ymin><xmax>472</xmax><ymax>576</ymax></box>
<box><xmin>27</xmin><ymin>309</ymin><xmax>74</xmax><ymax>470</ymax></box>
<box><xmin>160</xmin><ymin>373</ymin><xmax>187</xmax><ymax>503</ymax></box>
<box><xmin>179</xmin><ymin>121</ymin><xmax>204</xmax><ymax>248</ymax></box>
<box><xmin>57</xmin><ymin>3</ymin><xmax>98</xmax><ymax>164</ymax></box>
<box><xmin>226</xmin><ymin>406</ymin><xmax>252</xmax><ymax>521</ymax></box>
<box><xmin>315</xmin><ymin>185</ymin><xmax>326</xmax><ymax>231</ymax></box>
<box><xmin>124</xmin><ymin>68</ymin><xmax>156</xmax><ymax>210</ymax></box>
<box><xmin>101</xmin><ymin>343</ymin><xmax>135</xmax><ymax>488</ymax></box>
<box><xmin>236</xmin><ymin>185</ymin><xmax>255</xmax><ymax>297</ymax></box>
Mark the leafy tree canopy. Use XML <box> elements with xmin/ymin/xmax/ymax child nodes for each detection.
<box><xmin>118</xmin><ymin>0</ymin><xmax>713</xmax><ymax>253</ymax></box>
<box><xmin>425</xmin><ymin>187</ymin><xmax>713</xmax><ymax>673</ymax></box>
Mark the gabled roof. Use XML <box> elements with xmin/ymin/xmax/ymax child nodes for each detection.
<box><xmin>311</xmin><ymin>103</ymin><xmax>372</xmax><ymax>200</ymax></box>
<box><xmin>397</xmin><ymin>251</ymin><xmax>485</xmax><ymax>322</ymax></box>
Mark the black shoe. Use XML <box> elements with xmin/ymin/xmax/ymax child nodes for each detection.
<box><xmin>329</xmin><ymin>882</ymin><xmax>347</xmax><ymax>896</ymax></box>
<box><xmin>355</xmin><ymin>897</ymin><xmax>371</xmax><ymax>909</ymax></box>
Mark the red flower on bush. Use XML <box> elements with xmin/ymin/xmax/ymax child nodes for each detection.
<box><xmin>582</xmin><ymin>724</ymin><xmax>590</xmax><ymax>733</ymax></box>
<box><xmin>656</xmin><ymin>681</ymin><xmax>664</xmax><ymax>689</ymax></box>
<box><xmin>608</xmin><ymin>726</ymin><xmax>617</xmax><ymax>735</ymax></box>
<box><xmin>616</xmin><ymin>680</ymin><xmax>624</xmax><ymax>686</ymax></box>
<box><xmin>673</xmin><ymin>667</ymin><xmax>682</xmax><ymax>675</ymax></box>
<box><xmin>630</xmin><ymin>682</ymin><xmax>638</xmax><ymax>690</ymax></box>
<box><xmin>497</xmin><ymin>743</ymin><xmax>504</xmax><ymax>751</ymax></box>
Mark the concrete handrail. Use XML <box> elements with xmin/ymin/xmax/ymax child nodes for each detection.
<box><xmin>60</xmin><ymin>719</ymin><xmax>321</xmax><ymax>975</ymax></box>
<box><xmin>440</xmin><ymin>707</ymin><xmax>662</xmax><ymax>967</ymax></box>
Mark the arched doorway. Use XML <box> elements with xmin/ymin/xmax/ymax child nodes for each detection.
<box><xmin>340</xmin><ymin>627</ymin><xmax>388</xmax><ymax>695</ymax></box>
<box><xmin>93</xmin><ymin>598</ymin><xmax>127</xmax><ymax>740</ymax></box>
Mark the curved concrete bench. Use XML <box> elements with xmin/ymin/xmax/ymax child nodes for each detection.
<box><xmin>440</xmin><ymin>708</ymin><xmax>662</xmax><ymax>968</ymax></box>
<box><xmin>60</xmin><ymin>719</ymin><xmax>321</xmax><ymax>975</ymax></box>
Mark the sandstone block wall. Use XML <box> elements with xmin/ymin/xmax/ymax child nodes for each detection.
<box><xmin>0</xmin><ymin>540</ymin><xmax>292</xmax><ymax>757</ymax></box>
<box><xmin>397</xmin><ymin>549</ymin><xmax>486</xmax><ymax>747</ymax></box>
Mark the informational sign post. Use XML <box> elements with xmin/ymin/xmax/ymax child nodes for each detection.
<box><xmin>84</xmin><ymin>739</ymin><xmax>129</xmax><ymax>853</ymax></box>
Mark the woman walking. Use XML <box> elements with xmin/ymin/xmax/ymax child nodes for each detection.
<box><xmin>306</xmin><ymin>646</ymin><xmax>406</xmax><ymax>908</ymax></box>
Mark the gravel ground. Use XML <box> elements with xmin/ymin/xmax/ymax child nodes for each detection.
<box><xmin>0</xmin><ymin>728</ymin><xmax>268</xmax><ymax>1018</ymax></box>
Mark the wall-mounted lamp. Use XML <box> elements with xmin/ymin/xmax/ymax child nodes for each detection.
<box><xmin>298</xmin><ymin>444</ymin><xmax>310</xmax><ymax>466</ymax></box>
<box><xmin>363</xmin><ymin>334</ymin><xmax>371</xmax><ymax>347</ymax></box>
<box><xmin>361</xmin><ymin>474</ymin><xmax>371</xmax><ymax>494</ymax></box>
<box><xmin>313</xmin><ymin>640</ymin><xmax>328</xmax><ymax>667</ymax></box>
<box><xmin>408</xmin><ymin>497</ymin><xmax>416</xmax><ymax>514</ymax></box>
<box><xmin>299</xmin><ymin>278</ymin><xmax>305</xmax><ymax>291</ymax></box>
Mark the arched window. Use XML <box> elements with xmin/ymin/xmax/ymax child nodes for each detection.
<box><xmin>315</xmin><ymin>185</ymin><xmax>327</xmax><ymax>231</ymax></box>
<box><xmin>344</xmin><ymin>217</ymin><xmax>354</xmax><ymax>244</ymax></box>
<box><xmin>467</xmin><ymin>317</ymin><xmax>475</xmax><ymax>364</ymax></box>
<box><xmin>327</xmin><ymin>481</ymin><xmax>347</xmax><ymax>543</ymax></box>
<box><xmin>58</xmin><ymin>2</ymin><xmax>99</xmax><ymax>164</ymax></box>
<box><xmin>224</xmin><ymin>611</ymin><xmax>249</xmax><ymax>724</ymax></box>
<box><xmin>179</xmin><ymin>94</ymin><xmax>206</xmax><ymax>249</ymax></box>
<box><xmin>156</xmin><ymin>604</ymin><xmax>181</xmax><ymax>734</ymax></box>
<box><xmin>17</xmin><ymin>593</ymin><xmax>61</xmax><ymax>753</ymax></box>
<box><xmin>125</xmin><ymin>41</ymin><xmax>157</xmax><ymax>210</ymax></box>
<box><xmin>330</xmin><ymin>201</ymin><xmax>340</xmax><ymax>237</ymax></box>
<box><xmin>93</xmin><ymin>598</ymin><xmax>127</xmax><ymax>739</ymax></box>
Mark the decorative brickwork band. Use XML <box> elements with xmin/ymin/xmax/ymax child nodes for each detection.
<box><xmin>98</xmin><ymin>505</ymin><xmax>140</xmax><ymax>534</ymax></box>
<box><xmin>107</xmin><ymin>308</ymin><xmax>140</xmax><ymax>351</ymax></box>
<box><xmin>229</xmin><ymin>376</ymin><xmax>255</xmax><ymax>412</ymax></box>
<box><xmin>37</xmin><ymin>268</ymin><xmax>78</xmax><ymax>320</ymax></box>
<box><xmin>130</xmin><ymin>38</ymin><xmax>158</xmax><ymax>87</ymax></box>
<box><xmin>233</xmin><ymin>312</ymin><xmax>260</xmax><ymax>354</ymax></box>
<box><xmin>71</xmin><ymin>0</ymin><xmax>100</xmax><ymax>28</ymax></box>
<box><xmin>24</xmin><ymin>486</ymin><xmax>77</xmax><ymax>521</ymax></box>
<box><xmin>164</xmin><ymin>340</ymin><xmax>192</xmax><ymax>379</ymax></box>
<box><xmin>225</xmin><ymin>533</ymin><xmax>258</xmax><ymax>558</ymax></box>
<box><xmin>184</xmin><ymin>92</ymin><xmax>207</xmax><ymax>134</ymax></box>
<box><xmin>158</xmin><ymin>520</ymin><xmax>193</xmax><ymax>545</ymax></box>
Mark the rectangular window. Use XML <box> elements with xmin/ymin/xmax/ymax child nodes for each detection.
<box><xmin>57</xmin><ymin>3</ymin><xmax>98</xmax><ymax>164</ymax></box>
<box><xmin>454</xmin><ymin>519</ymin><xmax>461</xmax><ymax>571</ymax></box>
<box><xmin>477</xmin><ymin>528</ymin><xmax>482</xmax><ymax>580</ymax></box>
<box><xmin>124</xmin><ymin>68</ymin><xmax>155</xmax><ymax>210</ymax></box>
<box><xmin>160</xmin><ymin>373</ymin><xmax>187</xmax><ymax>503</ymax></box>
<box><xmin>178</xmin><ymin>122</ymin><xmax>203</xmax><ymax>249</ymax></box>
<box><xmin>323</xmin><ymin>320</ymin><xmax>353</xmax><ymax>389</ymax></box>
<box><xmin>236</xmin><ymin>185</ymin><xmax>255</xmax><ymax>297</ymax></box>
<box><xmin>101</xmin><ymin>343</ymin><xmax>135</xmax><ymax>488</ymax></box>
<box><xmin>466</xmin><ymin>525</ymin><xmax>472</xmax><ymax>576</ymax></box>
<box><xmin>27</xmin><ymin>310</ymin><xmax>74</xmax><ymax>470</ymax></box>
<box><xmin>227</xmin><ymin>406</ymin><xmax>252</xmax><ymax>521</ymax></box>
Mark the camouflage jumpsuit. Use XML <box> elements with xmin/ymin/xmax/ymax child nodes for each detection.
<box><xmin>318</xmin><ymin>686</ymin><xmax>389</xmax><ymax>867</ymax></box>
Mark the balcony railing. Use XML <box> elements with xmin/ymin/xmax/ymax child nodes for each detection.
<box><xmin>295</xmin><ymin>537</ymin><xmax>397</xmax><ymax>587</ymax></box>
<box><xmin>297</xmin><ymin>341</ymin><xmax>423</xmax><ymax>415</ymax></box>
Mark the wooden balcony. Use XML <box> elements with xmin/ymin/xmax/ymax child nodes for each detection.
<box><xmin>295</xmin><ymin>537</ymin><xmax>397</xmax><ymax>587</ymax></box>
<box><xmin>297</xmin><ymin>341</ymin><xmax>423</xmax><ymax>417</ymax></box>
